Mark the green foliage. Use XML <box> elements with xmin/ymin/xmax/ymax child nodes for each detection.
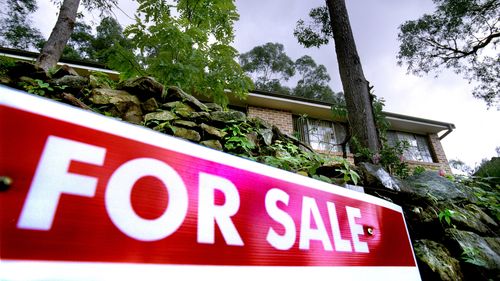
<box><xmin>456</xmin><ymin>175</ymin><xmax>500</xmax><ymax>221</ymax></box>
<box><xmin>239</xmin><ymin>42</ymin><xmax>295</xmax><ymax>94</ymax></box>
<box><xmin>89</xmin><ymin>70</ymin><xmax>116</xmax><ymax>89</ymax></box>
<box><xmin>354</xmin><ymin>136</ymin><xmax>410</xmax><ymax>178</ymax></box>
<box><xmin>413</xmin><ymin>166</ymin><xmax>426</xmax><ymax>176</ymax></box>
<box><xmin>438</xmin><ymin>209</ymin><xmax>456</xmax><ymax>226</ymax></box>
<box><xmin>110</xmin><ymin>0</ymin><xmax>253</xmax><ymax>107</ymax></box>
<box><xmin>474</xmin><ymin>157</ymin><xmax>500</xmax><ymax>180</ymax></box>
<box><xmin>397</xmin><ymin>0</ymin><xmax>500</xmax><ymax>108</ymax></box>
<box><xmin>294</xmin><ymin>6</ymin><xmax>332</xmax><ymax>48</ymax></box>
<box><xmin>239</xmin><ymin>42</ymin><xmax>338</xmax><ymax>103</ymax></box>
<box><xmin>461</xmin><ymin>246</ymin><xmax>488</xmax><ymax>267</ymax></box>
<box><xmin>259</xmin><ymin>140</ymin><xmax>337</xmax><ymax>176</ymax></box>
<box><xmin>292</xmin><ymin>55</ymin><xmax>336</xmax><ymax>102</ymax></box>
<box><xmin>312</xmin><ymin>174</ymin><xmax>333</xmax><ymax>184</ymax></box>
<box><xmin>20</xmin><ymin>79</ymin><xmax>53</xmax><ymax>96</ymax></box>
<box><xmin>222</xmin><ymin>123</ymin><xmax>255</xmax><ymax>155</ymax></box>
<box><xmin>335</xmin><ymin>159</ymin><xmax>360</xmax><ymax>185</ymax></box>
<box><xmin>0</xmin><ymin>56</ymin><xmax>17</xmax><ymax>75</ymax></box>
<box><xmin>19</xmin><ymin>79</ymin><xmax>67</xmax><ymax>97</ymax></box>
<box><xmin>0</xmin><ymin>0</ymin><xmax>44</xmax><ymax>50</ymax></box>
<box><xmin>371</xmin><ymin>96</ymin><xmax>391</xmax><ymax>140</ymax></box>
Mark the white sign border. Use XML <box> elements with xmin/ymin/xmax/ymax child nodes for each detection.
<box><xmin>0</xmin><ymin>85</ymin><xmax>421</xmax><ymax>281</ymax></box>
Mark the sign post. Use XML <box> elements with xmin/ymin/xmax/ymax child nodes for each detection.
<box><xmin>0</xmin><ymin>86</ymin><xmax>421</xmax><ymax>280</ymax></box>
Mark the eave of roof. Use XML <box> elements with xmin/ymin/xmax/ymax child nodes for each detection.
<box><xmin>235</xmin><ymin>89</ymin><xmax>455</xmax><ymax>137</ymax></box>
<box><xmin>0</xmin><ymin>47</ymin><xmax>119</xmax><ymax>78</ymax></box>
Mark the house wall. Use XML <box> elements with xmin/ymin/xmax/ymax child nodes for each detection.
<box><xmin>247</xmin><ymin>106</ymin><xmax>294</xmax><ymax>135</ymax></box>
<box><xmin>247</xmin><ymin>106</ymin><xmax>451</xmax><ymax>173</ymax></box>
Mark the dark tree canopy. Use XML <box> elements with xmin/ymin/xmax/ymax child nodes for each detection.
<box><xmin>239</xmin><ymin>42</ymin><xmax>295</xmax><ymax>93</ymax></box>
<box><xmin>239</xmin><ymin>42</ymin><xmax>339</xmax><ymax>102</ymax></box>
<box><xmin>293</xmin><ymin>55</ymin><xmax>336</xmax><ymax>102</ymax></box>
<box><xmin>294</xmin><ymin>6</ymin><xmax>332</xmax><ymax>48</ymax></box>
<box><xmin>62</xmin><ymin>16</ymin><xmax>131</xmax><ymax>64</ymax></box>
<box><xmin>0</xmin><ymin>0</ymin><xmax>44</xmax><ymax>50</ymax></box>
<box><xmin>398</xmin><ymin>0</ymin><xmax>500</xmax><ymax>108</ymax></box>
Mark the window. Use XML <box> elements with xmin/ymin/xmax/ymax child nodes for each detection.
<box><xmin>293</xmin><ymin>116</ymin><xmax>348</xmax><ymax>153</ymax></box>
<box><xmin>387</xmin><ymin>131</ymin><xmax>434</xmax><ymax>163</ymax></box>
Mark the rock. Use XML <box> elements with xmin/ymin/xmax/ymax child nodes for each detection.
<box><xmin>451</xmin><ymin>204</ymin><xmax>498</xmax><ymax>236</ymax></box>
<box><xmin>210</xmin><ymin>110</ymin><xmax>246</xmax><ymax>123</ymax></box>
<box><xmin>171</xmin><ymin>126</ymin><xmax>201</xmax><ymax>142</ymax></box>
<box><xmin>141</xmin><ymin>97</ymin><xmax>159</xmax><ymax>113</ymax></box>
<box><xmin>200</xmin><ymin>140</ymin><xmax>223</xmax><ymax>151</ymax></box>
<box><xmin>250</xmin><ymin>117</ymin><xmax>273</xmax><ymax>130</ymax></box>
<box><xmin>7</xmin><ymin>61</ymin><xmax>47</xmax><ymax>80</ymax></box>
<box><xmin>190</xmin><ymin>111</ymin><xmax>210</xmax><ymax>121</ymax></box>
<box><xmin>0</xmin><ymin>75</ymin><xmax>12</xmax><ymax>85</ymax></box>
<box><xmin>414</xmin><ymin>239</ymin><xmax>464</xmax><ymax>281</ymax></box>
<box><xmin>144</xmin><ymin>110</ymin><xmax>177</xmax><ymax>123</ymax></box>
<box><xmin>52</xmin><ymin>75</ymin><xmax>89</xmax><ymax>90</ymax></box>
<box><xmin>258</xmin><ymin>128</ymin><xmax>274</xmax><ymax>146</ymax></box>
<box><xmin>89</xmin><ymin>73</ymin><xmax>114</xmax><ymax>89</ymax></box>
<box><xmin>403</xmin><ymin>171</ymin><xmax>468</xmax><ymax>202</ymax></box>
<box><xmin>89</xmin><ymin>88</ymin><xmax>143</xmax><ymax>124</ymax></box>
<box><xmin>359</xmin><ymin>162</ymin><xmax>402</xmax><ymax>191</ymax></box>
<box><xmin>446</xmin><ymin>229</ymin><xmax>500</xmax><ymax>273</ymax></box>
<box><xmin>163</xmin><ymin>86</ymin><xmax>208</xmax><ymax>112</ymax></box>
<box><xmin>246</xmin><ymin>132</ymin><xmax>258</xmax><ymax>148</ymax></box>
<box><xmin>173</xmin><ymin>120</ymin><xmax>198</xmax><ymax>128</ymax></box>
<box><xmin>118</xmin><ymin>76</ymin><xmax>164</xmax><ymax>101</ymax></box>
<box><xmin>204</xmin><ymin>102</ymin><xmax>223</xmax><ymax>112</ymax></box>
<box><xmin>163</xmin><ymin>101</ymin><xmax>195</xmax><ymax>118</ymax></box>
<box><xmin>201</xmin><ymin>123</ymin><xmax>227</xmax><ymax>139</ymax></box>
<box><xmin>51</xmin><ymin>65</ymin><xmax>79</xmax><ymax>78</ymax></box>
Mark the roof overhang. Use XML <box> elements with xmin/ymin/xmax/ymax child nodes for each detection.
<box><xmin>233</xmin><ymin>90</ymin><xmax>455</xmax><ymax>139</ymax></box>
<box><xmin>0</xmin><ymin>47</ymin><xmax>119</xmax><ymax>79</ymax></box>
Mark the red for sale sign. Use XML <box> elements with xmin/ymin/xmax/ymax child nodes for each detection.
<box><xmin>0</xmin><ymin>86</ymin><xmax>421</xmax><ymax>280</ymax></box>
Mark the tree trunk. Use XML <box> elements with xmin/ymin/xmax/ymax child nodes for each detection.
<box><xmin>325</xmin><ymin>0</ymin><xmax>380</xmax><ymax>161</ymax></box>
<box><xmin>36</xmin><ymin>0</ymin><xmax>80</xmax><ymax>71</ymax></box>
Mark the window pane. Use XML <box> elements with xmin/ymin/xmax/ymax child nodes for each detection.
<box><xmin>415</xmin><ymin>135</ymin><xmax>433</xmax><ymax>162</ymax></box>
<box><xmin>293</xmin><ymin>116</ymin><xmax>348</xmax><ymax>153</ymax></box>
<box><xmin>390</xmin><ymin>131</ymin><xmax>434</xmax><ymax>163</ymax></box>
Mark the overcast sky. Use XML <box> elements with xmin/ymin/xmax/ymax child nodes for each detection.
<box><xmin>34</xmin><ymin>0</ymin><xmax>500</xmax><ymax>169</ymax></box>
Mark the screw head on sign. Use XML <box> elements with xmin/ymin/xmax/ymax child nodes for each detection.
<box><xmin>0</xmin><ymin>176</ymin><xmax>13</xmax><ymax>191</ymax></box>
<box><xmin>367</xmin><ymin>227</ymin><xmax>374</xmax><ymax>236</ymax></box>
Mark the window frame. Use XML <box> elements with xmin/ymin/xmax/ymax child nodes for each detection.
<box><xmin>293</xmin><ymin>116</ymin><xmax>348</xmax><ymax>153</ymax></box>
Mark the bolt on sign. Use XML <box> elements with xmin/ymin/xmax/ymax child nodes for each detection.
<box><xmin>0</xmin><ymin>86</ymin><xmax>422</xmax><ymax>281</ymax></box>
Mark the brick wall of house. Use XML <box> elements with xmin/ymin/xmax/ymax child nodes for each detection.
<box><xmin>247</xmin><ymin>106</ymin><xmax>451</xmax><ymax>173</ymax></box>
<box><xmin>247</xmin><ymin>106</ymin><xmax>294</xmax><ymax>135</ymax></box>
<box><xmin>426</xmin><ymin>133</ymin><xmax>452</xmax><ymax>173</ymax></box>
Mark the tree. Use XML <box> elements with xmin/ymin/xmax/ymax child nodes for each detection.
<box><xmin>0</xmin><ymin>0</ymin><xmax>44</xmax><ymax>50</ymax></box>
<box><xmin>239</xmin><ymin>42</ymin><xmax>338</xmax><ymax>102</ymax></box>
<box><xmin>239</xmin><ymin>42</ymin><xmax>295</xmax><ymax>94</ymax></box>
<box><xmin>293</xmin><ymin>55</ymin><xmax>336</xmax><ymax>102</ymax></box>
<box><xmin>91</xmin><ymin>16</ymin><xmax>132</xmax><ymax>64</ymax></box>
<box><xmin>294</xmin><ymin>0</ymin><xmax>380</xmax><ymax>158</ymax></box>
<box><xmin>397</xmin><ymin>0</ymin><xmax>500</xmax><ymax>108</ymax></box>
<box><xmin>110</xmin><ymin>0</ymin><xmax>253</xmax><ymax>106</ymax></box>
<box><xmin>35</xmin><ymin>0</ymin><xmax>117</xmax><ymax>71</ymax></box>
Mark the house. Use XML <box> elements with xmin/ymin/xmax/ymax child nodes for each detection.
<box><xmin>228</xmin><ymin>89</ymin><xmax>455</xmax><ymax>173</ymax></box>
<box><xmin>1</xmin><ymin>47</ymin><xmax>455</xmax><ymax>172</ymax></box>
